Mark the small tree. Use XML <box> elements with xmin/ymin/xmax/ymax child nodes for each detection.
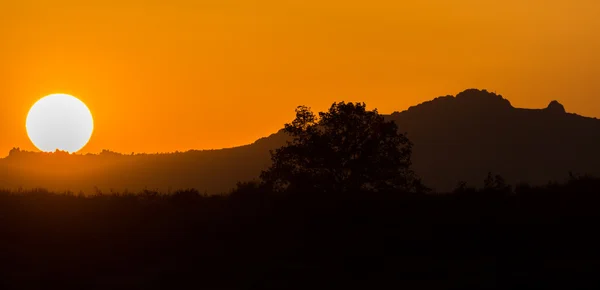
<box><xmin>260</xmin><ymin>102</ymin><xmax>426</xmax><ymax>194</ymax></box>
<box><xmin>483</xmin><ymin>172</ymin><xmax>511</xmax><ymax>194</ymax></box>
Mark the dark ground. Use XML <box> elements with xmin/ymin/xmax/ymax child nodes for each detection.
<box><xmin>1</xmin><ymin>179</ymin><xmax>600</xmax><ymax>289</ymax></box>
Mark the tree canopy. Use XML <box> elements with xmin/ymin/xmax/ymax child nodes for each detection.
<box><xmin>260</xmin><ymin>102</ymin><xmax>426</xmax><ymax>194</ymax></box>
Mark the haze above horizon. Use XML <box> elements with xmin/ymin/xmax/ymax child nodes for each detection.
<box><xmin>1</xmin><ymin>0</ymin><xmax>599</xmax><ymax>155</ymax></box>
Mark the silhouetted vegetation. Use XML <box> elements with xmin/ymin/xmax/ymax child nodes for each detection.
<box><xmin>2</xmin><ymin>174</ymin><xmax>600</xmax><ymax>289</ymax></box>
<box><xmin>260</xmin><ymin>102</ymin><xmax>426</xmax><ymax>194</ymax></box>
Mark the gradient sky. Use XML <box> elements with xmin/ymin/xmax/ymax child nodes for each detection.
<box><xmin>1</xmin><ymin>0</ymin><xmax>599</xmax><ymax>155</ymax></box>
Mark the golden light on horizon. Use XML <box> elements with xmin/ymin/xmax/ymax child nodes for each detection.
<box><xmin>25</xmin><ymin>94</ymin><xmax>94</xmax><ymax>153</ymax></box>
<box><xmin>1</xmin><ymin>0</ymin><xmax>600</xmax><ymax>156</ymax></box>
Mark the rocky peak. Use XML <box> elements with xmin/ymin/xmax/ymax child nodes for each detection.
<box><xmin>454</xmin><ymin>89</ymin><xmax>513</xmax><ymax>109</ymax></box>
<box><xmin>545</xmin><ymin>100</ymin><xmax>566</xmax><ymax>114</ymax></box>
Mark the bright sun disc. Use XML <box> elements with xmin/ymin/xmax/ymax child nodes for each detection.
<box><xmin>26</xmin><ymin>94</ymin><xmax>94</xmax><ymax>153</ymax></box>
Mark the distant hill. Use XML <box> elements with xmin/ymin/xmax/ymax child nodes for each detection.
<box><xmin>2</xmin><ymin>88</ymin><xmax>599</xmax><ymax>193</ymax></box>
<box><xmin>388</xmin><ymin>89</ymin><xmax>600</xmax><ymax>191</ymax></box>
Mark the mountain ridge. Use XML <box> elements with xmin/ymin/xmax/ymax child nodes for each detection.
<box><xmin>2</xmin><ymin>88</ymin><xmax>599</xmax><ymax>193</ymax></box>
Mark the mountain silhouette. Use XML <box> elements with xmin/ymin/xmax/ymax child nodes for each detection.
<box><xmin>2</xmin><ymin>88</ymin><xmax>599</xmax><ymax>193</ymax></box>
<box><xmin>389</xmin><ymin>89</ymin><xmax>600</xmax><ymax>191</ymax></box>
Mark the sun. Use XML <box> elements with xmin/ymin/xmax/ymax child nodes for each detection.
<box><xmin>26</xmin><ymin>94</ymin><xmax>94</xmax><ymax>153</ymax></box>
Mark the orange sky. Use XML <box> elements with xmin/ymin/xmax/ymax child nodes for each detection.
<box><xmin>1</xmin><ymin>0</ymin><xmax>599</xmax><ymax>155</ymax></box>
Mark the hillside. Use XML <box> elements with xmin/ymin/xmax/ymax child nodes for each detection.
<box><xmin>1</xmin><ymin>89</ymin><xmax>599</xmax><ymax>193</ymax></box>
<box><xmin>389</xmin><ymin>89</ymin><xmax>600</xmax><ymax>191</ymax></box>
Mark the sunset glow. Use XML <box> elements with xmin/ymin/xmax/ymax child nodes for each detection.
<box><xmin>1</xmin><ymin>0</ymin><xmax>599</xmax><ymax>155</ymax></box>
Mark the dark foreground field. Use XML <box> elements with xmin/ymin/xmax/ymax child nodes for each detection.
<box><xmin>1</xmin><ymin>178</ymin><xmax>600</xmax><ymax>289</ymax></box>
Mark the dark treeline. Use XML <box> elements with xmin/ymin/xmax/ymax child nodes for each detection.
<box><xmin>3</xmin><ymin>100</ymin><xmax>600</xmax><ymax>289</ymax></box>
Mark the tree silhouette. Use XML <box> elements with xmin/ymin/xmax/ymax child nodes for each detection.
<box><xmin>260</xmin><ymin>102</ymin><xmax>426</xmax><ymax>194</ymax></box>
<box><xmin>483</xmin><ymin>172</ymin><xmax>511</xmax><ymax>194</ymax></box>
